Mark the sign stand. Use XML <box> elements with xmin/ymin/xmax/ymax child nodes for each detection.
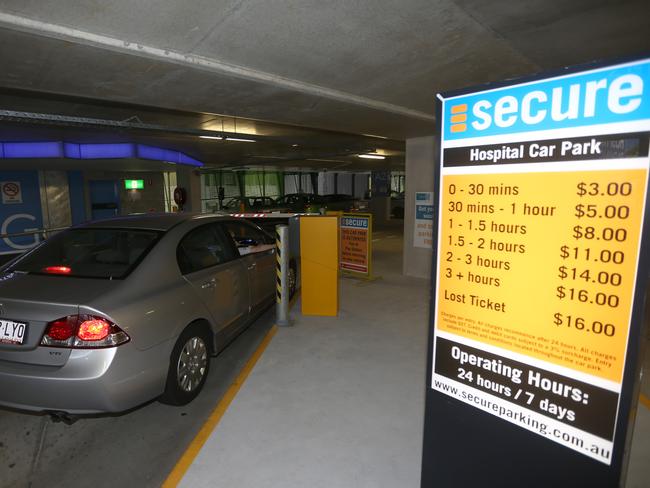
<box><xmin>422</xmin><ymin>56</ymin><xmax>650</xmax><ymax>487</ymax></box>
<box><xmin>339</xmin><ymin>212</ymin><xmax>381</xmax><ymax>282</ymax></box>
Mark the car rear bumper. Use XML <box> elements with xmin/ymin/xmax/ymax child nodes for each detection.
<box><xmin>0</xmin><ymin>341</ymin><xmax>171</xmax><ymax>414</ymax></box>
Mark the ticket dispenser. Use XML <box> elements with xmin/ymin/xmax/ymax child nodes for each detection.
<box><xmin>300</xmin><ymin>215</ymin><xmax>339</xmax><ymax>316</ymax></box>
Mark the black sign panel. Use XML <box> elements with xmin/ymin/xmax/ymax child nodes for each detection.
<box><xmin>422</xmin><ymin>57</ymin><xmax>650</xmax><ymax>487</ymax></box>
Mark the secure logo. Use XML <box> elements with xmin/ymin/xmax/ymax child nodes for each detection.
<box><xmin>450</xmin><ymin>104</ymin><xmax>468</xmax><ymax>133</ymax></box>
<box><xmin>443</xmin><ymin>59</ymin><xmax>650</xmax><ymax>140</ymax></box>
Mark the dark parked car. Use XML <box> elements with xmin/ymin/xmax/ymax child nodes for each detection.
<box><xmin>274</xmin><ymin>193</ymin><xmax>318</xmax><ymax>212</ymax></box>
<box><xmin>0</xmin><ymin>213</ymin><xmax>277</xmax><ymax>414</ymax></box>
<box><xmin>391</xmin><ymin>191</ymin><xmax>405</xmax><ymax>218</ymax></box>
<box><xmin>222</xmin><ymin>196</ymin><xmax>288</xmax><ymax>213</ymax></box>
<box><xmin>305</xmin><ymin>194</ymin><xmax>357</xmax><ymax>213</ymax></box>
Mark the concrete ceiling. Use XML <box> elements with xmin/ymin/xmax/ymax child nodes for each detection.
<box><xmin>0</xmin><ymin>89</ymin><xmax>405</xmax><ymax>172</ymax></box>
<box><xmin>0</xmin><ymin>0</ymin><xmax>648</xmax><ymax>170</ymax></box>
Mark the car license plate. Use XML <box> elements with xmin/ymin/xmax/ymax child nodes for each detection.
<box><xmin>0</xmin><ymin>319</ymin><xmax>27</xmax><ymax>345</ymax></box>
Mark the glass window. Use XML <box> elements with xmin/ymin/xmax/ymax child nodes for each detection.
<box><xmin>177</xmin><ymin>224</ymin><xmax>237</xmax><ymax>274</ymax></box>
<box><xmin>9</xmin><ymin>228</ymin><xmax>161</xmax><ymax>279</ymax></box>
<box><xmin>222</xmin><ymin>221</ymin><xmax>274</xmax><ymax>256</ymax></box>
<box><xmin>250</xmin><ymin>197</ymin><xmax>276</xmax><ymax>209</ymax></box>
<box><xmin>222</xmin><ymin>197</ymin><xmax>250</xmax><ymax>211</ymax></box>
<box><xmin>243</xmin><ymin>171</ymin><xmax>281</xmax><ymax>198</ymax></box>
<box><xmin>201</xmin><ymin>170</ymin><xmax>242</xmax><ymax>213</ymax></box>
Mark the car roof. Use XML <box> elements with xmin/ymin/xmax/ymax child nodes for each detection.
<box><xmin>78</xmin><ymin>212</ymin><xmax>231</xmax><ymax>231</ymax></box>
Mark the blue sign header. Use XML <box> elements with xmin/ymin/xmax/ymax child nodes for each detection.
<box><xmin>341</xmin><ymin>216</ymin><xmax>369</xmax><ymax>229</ymax></box>
<box><xmin>416</xmin><ymin>205</ymin><xmax>434</xmax><ymax>220</ymax></box>
<box><xmin>443</xmin><ymin>59</ymin><xmax>650</xmax><ymax>140</ymax></box>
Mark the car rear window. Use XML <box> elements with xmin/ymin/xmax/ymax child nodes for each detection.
<box><xmin>9</xmin><ymin>228</ymin><xmax>162</xmax><ymax>279</ymax></box>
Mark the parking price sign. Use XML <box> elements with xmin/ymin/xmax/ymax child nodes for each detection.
<box><xmin>422</xmin><ymin>57</ymin><xmax>650</xmax><ymax>487</ymax></box>
<box><xmin>340</xmin><ymin>213</ymin><xmax>372</xmax><ymax>277</ymax></box>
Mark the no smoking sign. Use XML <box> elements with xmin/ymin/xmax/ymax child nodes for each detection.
<box><xmin>1</xmin><ymin>181</ymin><xmax>23</xmax><ymax>204</ymax></box>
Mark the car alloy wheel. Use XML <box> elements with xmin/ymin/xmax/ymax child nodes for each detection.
<box><xmin>161</xmin><ymin>324</ymin><xmax>212</xmax><ymax>406</ymax></box>
<box><xmin>176</xmin><ymin>336</ymin><xmax>208</xmax><ymax>393</ymax></box>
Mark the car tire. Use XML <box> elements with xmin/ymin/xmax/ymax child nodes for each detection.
<box><xmin>160</xmin><ymin>323</ymin><xmax>211</xmax><ymax>406</ymax></box>
<box><xmin>288</xmin><ymin>261</ymin><xmax>297</xmax><ymax>299</ymax></box>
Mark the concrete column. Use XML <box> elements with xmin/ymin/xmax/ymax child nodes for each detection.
<box><xmin>176</xmin><ymin>166</ymin><xmax>202</xmax><ymax>212</ymax></box>
<box><xmin>403</xmin><ymin>136</ymin><xmax>435</xmax><ymax>278</ymax></box>
<box><xmin>318</xmin><ymin>172</ymin><xmax>335</xmax><ymax>194</ymax></box>
<box><xmin>369</xmin><ymin>197</ymin><xmax>390</xmax><ymax>224</ymax></box>
<box><xmin>337</xmin><ymin>173</ymin><xmax>353</xmax><ymax>195</ymax></box>
<box><xmin>354</xmin><ymin>173</ymin><xmax>370</xmax><ymax>199</ymax></box>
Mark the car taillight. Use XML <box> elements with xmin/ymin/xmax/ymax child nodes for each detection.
<box><xmin>45</xmin><ymin>317</ymin><xmax>77</xmax><ymax>340</ymax></box>
<box><xmin>43</xmin><ymin>266</ymin><xmax>72</xmax><ymax>275</ymax></box>
<box><xmin>41</xmin><ymin>315</ymin><xmax>130</xmax><ymax>348</ymax></box>
<box><xmin>78</xmin><ymin>319</ymin><xmax>110</xmax><ymax>341</ymax></box>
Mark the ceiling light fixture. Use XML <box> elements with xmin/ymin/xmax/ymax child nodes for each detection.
<box><xmin>199</xmin><ymin>135</ymin><xmax>223</xmax><ymax>140</ymax></box>
<box><xmin>226</xmin><ymin>137</ymin><xmax>256</xmax><ymax>143</ymax></box>
<box><xmin>358</xmin><ymin>154</ymin><xmax>386</xmax><ymax>160</ymax></box>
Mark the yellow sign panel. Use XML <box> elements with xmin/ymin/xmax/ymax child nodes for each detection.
<box><xmin>437</xmin><ymin>170</ymin><xmax>646</xmax><ymax>384</ymax></box>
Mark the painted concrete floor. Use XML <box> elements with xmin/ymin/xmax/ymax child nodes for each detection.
<box><xmin>179</xmin><ymin>227</ymin><xmax>650</xmax><ymax>488</ymax></box>
<box><xmin>180</xmin><ymin>228</ymin><xmax>427</xmax><ymax>487</ymax></box>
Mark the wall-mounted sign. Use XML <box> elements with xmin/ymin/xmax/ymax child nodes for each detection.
<box><xmin>1</xmin><ymin>181</ymin><xmax>22</xmax><ymax>204</ymax></box>
<box><xmin>414</xmin><ymin>192</ymin><xmax>433</xmax><ymax>248</ymax></box>
<box><xmin>422</xmin><ymin>57</ymin><xmax>650</xmax><ymax>487</ymax></box>
<box><xmin>124</xmin><ymin>179</ymin><xmax>144</xmax><ymax>190</ymax></box>
<box><xmin>340</xmin><ymin>213</ymin><xmax>371</xmax><ymax>277</ymax></box>
<box><xmin>0</xmin><ymin>172</ymin><xmax>43</xmax><ymax>254</ymax></box>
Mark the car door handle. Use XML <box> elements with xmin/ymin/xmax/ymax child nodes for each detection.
<box><xmin>247</xmin><ymin>263</ymin><xmax>257</xmax><ymax>270</ymax></box>
<box><xmin>201</xmin><ymin>278</ymin><xmax>217</xmax><ymax>289</ymax></box>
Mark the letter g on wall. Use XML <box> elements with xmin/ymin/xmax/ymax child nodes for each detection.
<box><xmin>1</xmin><ymin>213</ymin><xmax>40</xmax><ymax>250</ymax></box>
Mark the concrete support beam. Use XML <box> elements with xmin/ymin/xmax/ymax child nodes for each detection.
<box><xmin>353</xmin><ymin>173</ymin><xmax>370</xmax><ymax>199</ymax></box>
<box><xmin>369</xmin><ymin>197</ymin><xmax>390</xmax><ymax>225</ymax></box>
<box><xmin>318</xmin><ymin>172</ymin><xmax>336</xmax><ymax>195</ymax></box>
<box><xmin>403</xmin><ymin>136</ymin><xmax>435</xmax><ymax>278</ymax></box>
<box><xmin>337</xmin><ymin>173</ymin><xmax>353</xmax><ymax>195</ymax></box>
<box><xmin>176</xmin><ymin>166</ymin><xmax>202</xmax><ymax>213</ymax></box>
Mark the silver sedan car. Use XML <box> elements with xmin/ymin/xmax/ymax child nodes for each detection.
<box><xmin>0</xmin><ymin>213</ymin><xmax>276</xmax><ymax>414</ymax></box>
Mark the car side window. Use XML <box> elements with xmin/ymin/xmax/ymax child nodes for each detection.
<box><xmin>222</xmin><ymin>221</ymin><xmax>274</xmax><ymax>256</ymax></box>
<box><xmin>177</xmin><ymin>224</ymin><xmax>237</xmax><ymax>274</ymax></box>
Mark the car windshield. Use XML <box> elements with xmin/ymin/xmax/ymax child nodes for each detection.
<box><xmin>250</xmin><ymin>197</ymin><xmax>274</xmax><ymax>208</ymax></box>
<box><xmin>223</xmin><ymin>198</ymin><xmax>245</xmax><ymax>209</ymax></box>
<box><xmin>8</xmin><ymin>228</ymin><xmax>162</xmax><ymax>279</ymax></box>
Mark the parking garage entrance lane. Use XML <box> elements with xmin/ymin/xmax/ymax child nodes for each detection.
<box><xmin>173</xmin><ymin>225</ymin><xmax>650</xmax><ymax>488</ymax></box>
<box><xmin>175</xmin><ymin>225</ymin><xmax>428</xmax><ymax>487</ymax></box>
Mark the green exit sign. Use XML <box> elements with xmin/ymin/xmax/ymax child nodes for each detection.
<box><xmin>125</xmin><ymin>179</ymin><xmax>144</xmax><ymax>190</ymax></box>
